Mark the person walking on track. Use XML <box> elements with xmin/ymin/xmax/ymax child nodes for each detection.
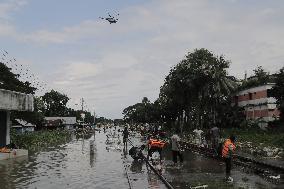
<box><xmin>123</xmin><ymin>127</ymin><xmax>129</xmax><ymax>149</ymax></box>
<box><xmin>171</xmin><ymin>129</ymin><xmax>183</xmax><ymax>165</ymax></box>
<box><xmin>222</xmin><ymin>135</ymin><xmax>236</xmax><ymax>182</ymax></box>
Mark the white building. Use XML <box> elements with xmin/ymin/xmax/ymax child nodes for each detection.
<box><xmin>232</xmin><ymin>84</ymin><xmax>280</xmax><ymax>125</ymax></box>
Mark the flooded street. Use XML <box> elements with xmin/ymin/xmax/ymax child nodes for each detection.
<box><xmin>0</xmin><ymin>128</ymin><xmax>281</xmax><ymax>189</ymax></box>
<box><xmin>0</xmin><ymin>129</ymin><xmax>164</xmax><ymax>189</ymax></box>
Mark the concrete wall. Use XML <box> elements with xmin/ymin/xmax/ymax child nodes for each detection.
<box><xmin>0</xmin><ymin>89</ymin><xmax>34</xmax><ymax>147</ymax></box>
<box><xmin>0</xmin><ymin>89</ymin><xmax>34</xmax><ymax>111</ymax></box>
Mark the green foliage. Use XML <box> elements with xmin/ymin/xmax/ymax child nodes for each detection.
<box><xmin>122</xmin><ymin>49</ymin><xmax>239</xmax><ymax>129</ymax></box>
<box><xmin>221</xmin><ymin>127</ymin><xmax>284</xmax><ymax>149</ymax></box>
<box><xmin>10</xmin><ymin>129</ymin><xmax>72</xmax><ymax>150</ymax></box>
<box><xmin>123</xmin><ymin>97</ymin><xmax>161</xmax><ymax>123</ymax></box>
<box><xmin>159</xmin><ymin>48</ymin><xmax>237</xmax><ymax>129</ymax></box>
<box><xmin>240</xmin><ymin>66</ymin><xmax>273</xmax><ymax>90</ymax></box>
<box><xmin>271</xmin><ymin>67</ymin><xmax>284</xmax><ymax>121</ymax></box>
<box><xmin>42</xmin><ymin>89</ymin><xmax>70</xmax><ymax>116</ymax></box>
<box><xmin>95</xmin><ymin>116</ymin><xmax>113</xmax><ymax>124</ymax></box>
<box><xmin>0</xmin><ymin>62</ymin><xmax>36</xmax><ymax>94</ymax></box>
<box><xmin>0</xmin><ymin>62</ymin><xmax>43</xmax><ymax>125</ymax></box>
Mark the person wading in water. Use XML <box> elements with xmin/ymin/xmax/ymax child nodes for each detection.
<box><xmin>222</xmin><ymin>135</ymin><xmax>236</xmax><ymax>182</ymax></box>
<box><xmin>123</xmin><ymin>127</ymin><xmax>129</xmax><ymax>149</ymax></box>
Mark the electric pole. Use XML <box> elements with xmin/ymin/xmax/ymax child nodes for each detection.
<box><xmin>81</xmin><ymin>98</ymin><xmax>84</xmax><ymax>111</ymax></box>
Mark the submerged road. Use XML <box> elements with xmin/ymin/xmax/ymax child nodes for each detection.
<box><xmin>0</xmin><ymin>129</ymin><xmax>165</xmax><ymax>189</ymax></box>
<box><xmin>0</xmin><ymin>127</ymin><xmax>281</xmax><ymax>189</ymax></box>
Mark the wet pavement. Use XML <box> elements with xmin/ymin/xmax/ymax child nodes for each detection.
<box><xmin>0</xmin><ymin>128</ymin><xmax>282</xmax><ymax>189</ymax></box>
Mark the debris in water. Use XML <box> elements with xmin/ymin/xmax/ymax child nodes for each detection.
<box><xmin>190</xmin><ymin>185</ymin><xmax>208</xmax><ymax>189</ymax></box>
<box><xmin>269</xmin><ymin>174</ymin><xmax>280</xmax><ymax>180</ymax></box>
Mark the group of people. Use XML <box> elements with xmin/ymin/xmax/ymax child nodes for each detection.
<box><xmin>123</xmin><ymin>126</ymin><xmax>183</xmax><ymax>164</ymax></box>
<box><xmin>122</xmin><ymin>125</ymin><xmax>236</xmax><ymax>183</ymax></box>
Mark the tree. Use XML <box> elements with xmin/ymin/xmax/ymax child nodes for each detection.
<box><xmin>159</xmin><ymin>48</ymin><xmax>237</xmax><ymax>130</ymax></box>
<box><xmin>96</xmin><ymin>117</ymin><xmax>113</xmax><ymax>124</ymax></box>
<box><xmin>253</xmin><ymin>66</ymin><xmax>270</xmax><ymax>84</ymax></box>
<box><xmin>0</xmin><ymin>62</ymin><xmax>36</xmax><ymax>94</ymax></box>
<box><xmin>123</xmin><ymin>97</ymin><xmax>160</xmax><ymax>124</ymax></box>
<box><xmin>0</xmin><ymin>62</ymin><xmax>42</xmax><ymax>125</ymax></box>
<box><xmin>241</xmin><ymin>66</ymin><xmax>271</xmax><ymax>89</ymax></box>
<box><xmin>271</xmin><ymin>67</ymin><xmax>284</xmax><ymax>121</ymax></box>
<box><xmin>42</xmin><ymin>90</ymin><xmax>70</xmax><ymax>116</ymax></box>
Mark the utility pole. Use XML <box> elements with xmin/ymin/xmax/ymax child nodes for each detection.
<box><xmin>80</xmin><ymin>98</ymin><xmax>85</xmax><ymax>126</ymax></box>
<box><xmin>93</xmin><ymin>110</ymin><xmax>96</xmax><ymax>124</ymax></box>
<box><xmin>81</xmin><ymin>98</ymin><xmax>84</xmax><ymax>111</ymax></box>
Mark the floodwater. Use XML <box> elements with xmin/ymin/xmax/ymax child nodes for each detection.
<box><xmin>0</xmin><ymin>129</ymin><xmax>165</xmax><ymax>189</ymax></box>
<box><xmin>162</xmin><ymin>148</ymin><xmax>280</xmax><ymax>189</ymax></box>
<box><xmin>0</xmin><ymin>128</ymin><xmax>281</xmax><ymax>189</ymax></box>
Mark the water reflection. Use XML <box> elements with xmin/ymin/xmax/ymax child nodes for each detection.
<box><xmin>1</xmin><ymin>129</ymin><xmax>276</xmax><ymax>189</ymax></box>
<box><xmin>89</xmin><ymin>134</ymin><xmax>96</xmax><ymax>168</ymax></box>
<box><xmin>0</xmin><ymin>131</ymin><xmax>129</xmax><ymax>189</ymax></box>
<box><xmin>130</xmin><ymin>159</ymin><xmax>143</xmax><ymax>173</ymax></box>
<box><xmin>123</xmin><ymin>147</ymin><xmax>128</xmax><ymax>159</ymax></box>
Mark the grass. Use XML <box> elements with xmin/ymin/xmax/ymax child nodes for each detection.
<box><xmin>10</xmin><ymin>129</ymin><xmax>72</xmax><ymax>151</ymax></box>
<box><xmin>221</xmin><ymin>127</ymin><xmax>284</xmax><ymax>149</ymax></box>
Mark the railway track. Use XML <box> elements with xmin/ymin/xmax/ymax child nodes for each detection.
<box><xmin>127</xmin><ymin>138</ymin><xmax>175</xmax><ymax>189</ymax></box>
<box><xmin>181</xmin><ymin>142</ymin><xmax>283</xmax><ymax>184</ymax></box>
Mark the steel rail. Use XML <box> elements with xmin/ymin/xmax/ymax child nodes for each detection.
<box><xmin>181</xmin><ymin>142</ymin><xmax>283</xmax><ymax>184</ymax></box>
<box><xmin>123</xmin><ymin>159</ymin><xmax>133</xmax><ymax>189</ymax></box>
<box><xmin>181</xmin><ymin>142</ymin><xmax>284</xmax><ymax>173</ymax></box>
<box><xmin>127</xmin><ymin>138</ymin><xmax>175</xmax><ymax>189</ymax></box>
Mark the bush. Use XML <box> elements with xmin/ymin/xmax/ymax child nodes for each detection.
<box><xmin>10</xmin><ymin>129</ymin><xmax>72</xmax><ymax>150</ymax></box>
<box><xmin>221</xmin><ymin>127</ymin><xmax>284</xmax><ymax>149</ymax></box>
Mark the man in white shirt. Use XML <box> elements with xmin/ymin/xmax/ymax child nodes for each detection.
<box><xmin>193</xmin><ymin>129</ymin><xmax>204</xmax><ymax>146</ymax></box>
<box><xmin>171</xmin><ymin>129</ymin><xmax>183</xmax><ymax>164</ymax></box>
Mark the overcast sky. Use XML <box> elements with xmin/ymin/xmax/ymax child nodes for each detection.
<box><xmin>1</xmin><ymin>0</ymin><xmax>283</xmax><ymax>119</ymax></box>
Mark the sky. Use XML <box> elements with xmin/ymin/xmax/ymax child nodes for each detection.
<box><xmin>0</xmin><ymin>0</ymin><xmax>284</xmax><ymax>119</ymax></box>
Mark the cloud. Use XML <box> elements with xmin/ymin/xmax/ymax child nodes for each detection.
<box><xmin>21</xmin><ymin>20</ymin><xmax>107</xmax><ymax>44</ymax></box>
<box><xmin>5</xmin><ymin>0</ymin><xmax>284</xmax><ymax>118</ymax></box>
<box><xmin>0</xmin><ymin>0</ymin><xmax>28</xmax><ymax>36</ymax></box>
<box><xmin>0</xmin><ymin>0</ymin><xmax>27</xmax><ymax>19</ymax></box>
<box><xmin>0</xmin><ymin>22</ymin><xmax>15</xmax><ymax>36</ymax></box>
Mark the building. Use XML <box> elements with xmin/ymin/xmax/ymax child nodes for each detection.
<box><xmin>12</xmin><ymin>119</ymin><xmax>36</xmax><ymax>133</ymax></box>
<box><xmin>44</xmin><ymin>117</ymin><xmax>76</xmax><ymax>130</ymax></box>
<box><xmin>0</xmin><ymin>89</ymin><xmax>34</xmax><ymax>147</ymax></box>
<box><xmin>232</xmin><ymin>83</ymin><xmax>280</xmax><ymax>126</ymax></box>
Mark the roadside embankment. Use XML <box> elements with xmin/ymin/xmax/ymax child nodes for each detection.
<box><xmin>221</xmin><ymin>127</ymin><xmax>284</xmax><ymax>158</ymax></box>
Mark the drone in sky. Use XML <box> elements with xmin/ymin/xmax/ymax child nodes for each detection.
<box><xmin>99</xmin><ymin>13</ymin><xmax>119</xmax><ymax>24</ymax></box>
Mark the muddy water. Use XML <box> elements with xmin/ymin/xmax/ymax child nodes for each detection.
<box><xmin>0</xmin><ymin>129</ymin><xmax>280</xmax><ymax>189</ymax></box>
<box><xmin>0</xmin><ymin>130</ymin><xmax>165</xmax><ymax>189</ymax></box>
<box><xmin>162</xmin><ymin>147</ymin><xmax>280</xmax><ymax>189</ymax></box>
<box><xmin>129</xmin><ymin>133</ymin><xmax>279</xmax><ymax>189</ymax></box>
